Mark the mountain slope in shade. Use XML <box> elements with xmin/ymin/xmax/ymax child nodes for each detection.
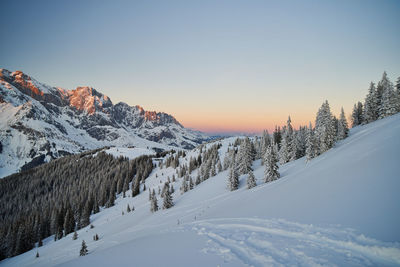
<box><xmin>0</xmin><ymin>68</ymin><xmax>208</xmax><ymax>177</ymax></box>
<box><xmin>2</xmin><ymin>113</ymin><xmax>400</xmax><ymax>267</ymax></box>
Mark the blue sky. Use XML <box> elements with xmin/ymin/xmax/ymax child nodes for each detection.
<box><xmin>1</xmin><ymin>0</ymin><xmax>399</xmax><ymax>133</ymax></box>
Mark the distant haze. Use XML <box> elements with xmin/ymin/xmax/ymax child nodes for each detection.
<box><xmin>1</xmin><ymin>0</ymin><xmax>399</xmax><ymax>133</ymax></box>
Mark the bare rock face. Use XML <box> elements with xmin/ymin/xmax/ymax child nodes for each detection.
<box><xmin>0</xmin><ymin>68</ymin><xmax>208</xmax><ymax>177</ymax></box>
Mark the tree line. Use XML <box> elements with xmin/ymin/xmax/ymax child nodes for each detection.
<box><xmin>0</xmin><ymin>149</ymin><xmax>155</xmax><ymax>260</ymax></box>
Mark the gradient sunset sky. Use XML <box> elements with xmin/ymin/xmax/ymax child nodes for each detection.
<box><xmin>1</xmin><ymin>0</ymin><xmax>399</xmax><ymax>133</ymax></box>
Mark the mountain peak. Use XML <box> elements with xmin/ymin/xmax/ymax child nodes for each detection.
<box><xmin>66</xmin><ymin>86</ymin><xmax>112</xmax><ymax>114</ymax></box>
<box><xmin>0</xmin><ymin>69</ymin><xmax>44</xmax><ymax>97</ymax></box>
<box><xmin>0</xmin><ymin>68</ymin><xmax>208</xmax><ymax>176</ymax></box>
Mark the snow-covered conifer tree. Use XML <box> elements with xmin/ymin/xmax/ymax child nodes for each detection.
<box><xmin>351</xmin><ymin>102</ymin><xmax>364</xmax><ymax>127</ymax></box>
<box><xmin>72</xmin><ymin>230</ymin><xmax>78</xmax><ymax>240</ymax></box>
<box><xmin>337</xmin><ymin>107</ymin><xmax>349</xmax><ymax>140</ymax></box>
<box><xmin>79</xmin><ymin>240</ymin><xmax>88</xmax><ymax>256</ymax></box>
<box><xmin>237</xmin><ymin>137</ymin><xmax>253</xmax><ymax>175</ymax></box>
<box><xmin>289</xmin><ymin>131</ymin><xmax>299</xmax><ymax>161</ymax></box>
<box><xmin>189</xmin><ymin>177</ymin><xmax>194</xmax><ymax>190</ymax></box>
<box><xmin>363</xmin><ymin>82</ymin><xmax>378</xmax><ymax>123</ymax></box>
<box><xmin>396</xmin><ymin>76</ymin><xmax>400</xmax><ymax>112</ymax></box>
<box><xmin>305</xmin><ymin>122</ymin><xmax>315</xmax><ymax>162</ymax></box>
<box><xmin>150</xmin><ymin>195</ymin><xmax>158</xmax><ymax>212</ymax></box>
<box><xmin>246</xmin><ymin>170</ymin><xmax>256</xmax><ymax>189</ymax></box>
<box><xmin>377</xmin><ymin>71</ymin><xmax>394</xmax><ymax>118</ymax></box>
<box><xmin>380</xmin><ymin>74</ymin><xmax>397</xmax><ymax>118</ymax></box>
<box><xmin>217</xmin><ymin>159</ymin><xmax>223</xmax><ymax>173</ymax></box>
<box><xmin>227</xmin><ymin>158</ymin><xmax>239</xmax><ymax>191</ymax></box>
<box><xmin>163</xmin><ymin>187</ymin><xmax>174</xmax><ymax>209</ymax></box>
<box><xmin>180</xmin><ymin>177</ymin><xmax>188</xmax><ymax>194</ymax></box>
<box><xmin>264</xmin><ymin>145</ymin><xmax>280</xmax><ymax>183</ymax></box>
<box><xmin>260</xmin><ymin>130</ymin><xmax>271</xmax><ymax>162</ymax></box>
<box><xmin>211</xmin><ymin>164</ymin><xmax>216</xmax><ymax>177</ymax></box>
<box><xmin>279</xmin><ymin>130</ymin><xmax>290</xmax><ymax>164</ymax></box>
<box><xmin>315</xmin><ymin>101</ymin><xmax>336</xmax><ymax>154</ymax></box>
<box><xmin>351</xmin><ymin>104</ymin><xmax>360</xmax><ymax>127</ymax></box>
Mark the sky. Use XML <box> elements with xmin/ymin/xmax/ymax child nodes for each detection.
<box><xmin>1</xmin><ymin>0</ymin><xmax>399</xmax><ymax>134</ymax></box>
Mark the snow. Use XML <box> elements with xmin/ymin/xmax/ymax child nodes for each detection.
<box><xmin>103</xmin><ymin>147</ymin><xmax>156</xmax><ymax>159</ymax></box>
<box><xmin>2</xmin><ymin>114</ymin><xmax>400</xmax><ymax>267</ymax></box>
<box><xmin>1</xmin><ymin>69</ymin><xmax>210</xmax><ymax>177</ymax></box>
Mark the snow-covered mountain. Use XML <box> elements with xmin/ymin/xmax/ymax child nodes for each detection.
<box><xmin>0</xmin><ymin>68</ymin><xmax>208</xmax><ymax>177</ymax></box>
<box><xmin>2</xmin><ymin>113</ymin><xmax>399</xmax><ymax>267</ymax></box>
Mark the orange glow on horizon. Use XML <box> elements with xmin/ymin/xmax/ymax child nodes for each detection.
<box><xmin>177</xmin><ymin>112</ymin><xmax>316</xmax><ymax>134</ymax></box>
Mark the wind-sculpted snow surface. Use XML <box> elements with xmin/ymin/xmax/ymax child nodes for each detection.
<box><xmin>192</xmin><ymin>218</ymin><xmax>400</xmax><ymax>267</ymax></box>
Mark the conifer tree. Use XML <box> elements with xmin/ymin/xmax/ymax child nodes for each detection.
<box><xmin>337</xmin><ymin>107</ymin><xmax>349</xmax><ymax>140</ymax></box>
<box><xmin>189</xmin><ymin>177</ymin><xmax>194</xmax><ymax>190</ymax></box>
<box><xmin>351</xmin><ymin>104</ymin><xmax>359</xmax><ymax>127</ymax></box>
<box><xmin>377</xmin><ymin>71</ymin><xmax>395</xmax><ymax>118</ymax></box>
<box><xmin>217</xmin><ymin>160</ymin><xmax>223</xmax><ymax>173</ymax></box>
<box><xmin>36</xmin><ymin>251</ymin><xmax>39</xmax><ymax>258</ymax></box>
<box><xmin>180</xmin><ymin>178</ymin><xmax>188</xmax><ymax>194</ymax></box>
<box><xmin>63</xmin><ymin>207</ymin><xmax>75</xmax><ymax>236</ymax></box>
<box><xmin>127</xmin><ymin>204</ymin><xmax>131</xmax><ymax>213</ymax></box>
<box><xmin>246</xmin><ymin>170</ymin><xmax>256</xmax><ymax>189</ymax></box>
<box><xmin>273</xmin><ymin>126</ymin><xmax>282</xmax><ymax>148</ymax></box>
<box><xmin>315</xmin><ymin>101</ymin><xmax>336</xmax><ymax>154</ymax></box>
<box><xmin>396</xmin><ymin>76</ymin><xmax>400</xmax><ymax>93</ymax></box>
<box><xmin>238</xmin><ymin>138</ymin><xmax>253</xmax><ymax>175</ymax></box>
<box><xmin>72</xmin><ymin>230</ymin><xmax>78</xmax><ymax>240</ymax></box>
<box><xmin>211</xmin><ymin>164</ymin><xmax>216</xmax><ymax>177</ymax></box>
<box><xmin>161</xmin><ymin>182</ymin><xmax>169</xmax><ymax>198</ymax></box>
<box><xmin>227</xmin><ymin>158</ymin><xmax>239</xmax><ymax>191</ymax></box>
<box><xmin>351</xmin><ymin>102</ymin><xmax>364</xmax><ymax>127</ymax></box>
<box><xmin>264</xmin><ymin>145</ymin><xmax>280</xmax><ymax>183</ymax></box>
<box><xmin>380</xmin><ymin>74</ymin><xmax>397</xmax><ymax>118</ymax></box>
<box><xmin>396</xmin><ymin>76</ymin><xmax>400</xmax><ymax>112</ymax></box>
<box><xmin>163</xmin><ymin>187</ymin><xmax>174</xmax><ymax>209</ymax></box>
<box><xmin>363</xmin><ymin>82</ymin><xmax>378</xmax><ymax>123</ymax></box>
<box><xmin>305</xmin><ymin>122</ymin><xmax>315</xmax><ymax>162</ymax></box>
<box><xmin>278</xmin><ymin>131</ymin><xmax>290</xmax><ymax>164</ymax></box>
<box><xmin>150</xmin><ymin>195</ymin><xmax>158</xmax><ymax>213</ymax></box>
<box><xmin>289</xmin><ymin>132</ymin><xmax>299</xmax><ymax>161</ymax></box>
<box><xmin>260</xmin><ymin>130</ymin><xmax>271</xmax><ymax>163</ymax></box>
<box><xmin>279</xmin><ymin>116</ymin><xmax>295</xmax><ymax>164</ymax></box>
<box><xmin>80</xmin><ymin>240</ymin><xmax>88</xmax><ymax>256</ymax></box>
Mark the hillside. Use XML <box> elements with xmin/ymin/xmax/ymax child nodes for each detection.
<box><xmin>0</xmin><ymin>68</ymin><xmax>208</xmax><ymax>178</ymax></box>
<box><xmin>2</xmin><ymin>114</ymin><xmax>400</xmax><ymax>267</ymax></box>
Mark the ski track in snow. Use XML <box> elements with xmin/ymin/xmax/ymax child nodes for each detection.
<box><xmin>189</xmin><ymin>218</ymin><xmax>400</xmax><ymax>267</ymax></box>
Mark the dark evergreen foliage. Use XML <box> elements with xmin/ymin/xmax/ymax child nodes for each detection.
<box><xmin>79</xmin><ymin>240</ymin><xmax>88</xmax><ymax>256</ymax></box>
<box><xmin>0</xmin><ymin>149</ymin><xmax>155</xmax><ymax>259</ymax></box>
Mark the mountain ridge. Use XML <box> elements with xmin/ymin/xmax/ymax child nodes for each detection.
<box><xmin>0</xmin><ymin>68</ymin><xmax>208</xmax><ymax>177</ymax></box>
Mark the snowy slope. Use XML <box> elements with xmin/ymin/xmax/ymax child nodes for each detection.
<box><xmin>2</xmin><ymin>114</ymin><xmax>400</xmax><ymax>267</ymax></box>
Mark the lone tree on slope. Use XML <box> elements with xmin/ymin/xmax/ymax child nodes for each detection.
<box><xmin>80</xmin><ymin>240</ymin><xmax>88</xmax><ymax>256</ymax></box>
